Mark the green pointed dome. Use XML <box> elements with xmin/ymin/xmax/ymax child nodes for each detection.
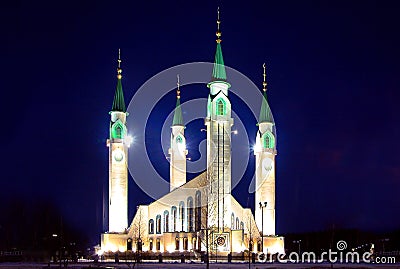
<box><xmin>172</xmin><ymin>98</ymin><xmax>183</xmax><ymax>126</ymax></box>
<box><xmin>111</xmin><ymin>77</ymin><xmax>126</xmax><ymax>112</ymax></box>
<box><xmin>211</xmin><ymin>42</ymin><xmax>227</xmax><ymax>81</ymax></box>
<box><xmin>259</xmin><ymin>90</ymin><xmax>273</xmax><ymax>124</ymax></box>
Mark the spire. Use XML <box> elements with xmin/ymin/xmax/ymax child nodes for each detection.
<box><xmin>259</xmin><ymin>63</ymin><xmax>273</xmax><ymax>124</ymax></box>
<box><xmin>216</xmin><ymin>7</ymin><xmax>221</xmax><ymax>42</ymax></box>
<box><xmin>172</xmin><ymin>75</ymin><xmax>184</xmax><ymax>126</ymax></box>
<box><xmin>211</xmin><ymin>7</ymin><xmax>227</xmax><ymax>82</ymax></box>
<box><xmin>111</xmin><ymin>49</ymin><xmax>126</xmax><ymax>112</ymax></box>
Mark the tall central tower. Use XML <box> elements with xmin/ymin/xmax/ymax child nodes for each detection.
<box><xmin>107</xmin><ymin>50</ymin><xmax>129</xmax><ymax>233</ymax></box>
<box><xmin>205</xmin><ymin>9</ymin><xmax>233</xmax><ymax>230</ymax></box>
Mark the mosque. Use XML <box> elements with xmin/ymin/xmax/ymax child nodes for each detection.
<box><xmin>99</xmin><ymin>10</ymin><xmax>285</xmax><ymax>257</ymax></box>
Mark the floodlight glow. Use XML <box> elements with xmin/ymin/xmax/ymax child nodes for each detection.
<box><xmin>166</xmin><ymin>244</ymin><xmax>175</xmax><ymax>253</ymax></box>
<box><xmin>124</xmin><ymin>134</ymin><xmax>134</xmax><ymax>147</ymax></box>
<box><xmin>253</xmin><ymin>143</ymin><xmax>261</xmax><ymax>152</ymax></box>
<box><xmin>109</xmin><ymin>245</ymin><xmax>118</xmax><ymax>253</ymax></box>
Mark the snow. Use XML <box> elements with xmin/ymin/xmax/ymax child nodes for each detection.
<box><xmin>0</xmin><ymin>262</ymin><xmax>398</xmax><ymax>269</ymax></box>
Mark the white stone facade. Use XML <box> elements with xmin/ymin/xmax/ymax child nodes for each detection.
<box><xmin>254</xmin><ymin>122</ymin><xmax>276</xmax><ymax>236</ymax></box>
<box><xmin>169</xmin><ymin>125</ymin><xmax>187</xmax><ymax>191</ymax></box>
<box><xmin>100</xmin><ymin>20</ymin><xmax>284</xmax><ymax>256</ymax></box>
<box><xmin>107</xmin><ymin>111</ymin><xmax>128</xmax><ymax>233</ymax></box>
<box><xmin>100</xmin><ymin>80</ymin><xmax>284</xmax><ymax>255</ymax></box>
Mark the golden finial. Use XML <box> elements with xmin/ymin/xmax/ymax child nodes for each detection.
<box><xmin>216</xmin><ymin>7</ymin><xmax>222</xmax><ymax>43</ymax></box>
<box><xmin>117</xmin><ymin>48</ymin><xmax>122</xmax><ymax>79</ymax></box>
<box><xmin>177</xmin><ymin>74</ymin><xmax>181</xmax><ymax>99</ymax></box>
<box><xmin>262</xmin><ymin>63</ymin><xmax>267</xmax><ymax>92</ymax></box>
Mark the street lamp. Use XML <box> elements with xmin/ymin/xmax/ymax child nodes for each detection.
<box><xmin>259</xmin><ymin>201</ymin><xmax>267</xmax><ymax>252</ymax></box>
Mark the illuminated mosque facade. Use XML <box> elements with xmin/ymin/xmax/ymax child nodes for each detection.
<box><xmin>99</xmin><ymin>10</ymin><xmax>285</xmax><ymax>256</ymax></box>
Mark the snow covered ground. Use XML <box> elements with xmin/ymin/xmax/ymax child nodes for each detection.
<box><xmin>0</xmin><ymin>262</ymin><xmax>398</xmax><ymax>269</ymax></box>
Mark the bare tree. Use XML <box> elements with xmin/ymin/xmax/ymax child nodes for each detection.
<box><xmin>131</xmin><ymin>206</ymin><xmax>147</xmax><ymax>251</ymax></box>
<box><xmin>244</xmin><ymin>211</ymin><xmax>260</xmax><ymax>269</ymax></box>
<box><xmin>127</xmin><ymin>206</ymin><xmax>148</xmax><ymax>269</ymax></box>
<box><xmin>195</xmin><ymin>171</ymin><xmax>219</xmax><ymax>269</ymax></box>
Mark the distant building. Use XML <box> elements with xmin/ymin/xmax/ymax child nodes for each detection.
<box><xmin>100</xmin><ymin>10</ymin><xmax>284</xmax><ymax>256</ymax></box>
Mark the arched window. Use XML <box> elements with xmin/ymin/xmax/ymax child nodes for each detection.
<box><xmin>127</xmin><ymin>238</ymin><xmax>132</xmax><ymax>251</ymax></box>
<box><xmin>183</xmin><ymin>238</ymin><xmax>188</xmax><ymax>250</ymax></box>
<box><xmin>149</xmin><ymin>219</ymin><xmax>154</xmax><ymax>234</ymax></box>
<box><xmin>163</xmin><ymin>210</ymin><xmax>169</xmax><ymax>232</ymax></box>
<box><xmin>192</xmin><ymin>237</ymin><xmax>197</xmax><ymax>251</ymax></box>
<box><xmin>262</xmin><ymin>132</ymin><xmax>275</xmax><ymax>149</ymax></box>
<box><xmin>216</xmin><ymin>98</ymin><xmax>226</xmax><ymax>116</ymax></box>
<box><xmin>156</xmin><ymin>215</ymin><xmax>161</xmax><ymax>234</ymax></box>
<box><xmin>187</xmin><ymin>197</ymin><xmax>194</xmax><ymax>232</ymax></box>
<box><xmin>137</xmin><ymin>238</ymin><xmax>142</xmax><ymax>251</ymax></box>
<box><xmin>171</xmin><ymin>206</ymin><xmax>177</xmax><ymax>231</ymax></box>
<box><xmin>264</xmin><ymin>134</ymin><xmax>271</xmax><ymax>148</ymax></box>
<box><xmin>195</xmin><ymin>191</ymin><xmax>201</xmax><ymax>231</ymax></box>
<box><xmin>231</xmin><ymin>213</ymin><xmax>235</xmax><ymax>230</ymax></box>
<box><xmin>179</xmin><ymin>201</ymin><xmax>185</xmax><ymax>232</ymax></box>
<box><xmin>116</xmin><ymin>126</ymin><xmax>122</xmax><ymax>137</ymax></box>
<box><xmin>111</xmin><ymin>120</ymin><xmax>125</xmax><ymax>139</ymax></box>
<box><xmin>240</xmin><ymin>221</ymin><xmax>244</xmax><ymax>230</ymax></box>
<box><xmin>149</xmin><ymin>239</ymin><xmax>153</xmax><ymax>251</ymax></box>
<box><xmin>236</xmin><ymin>217</ymin><xmax>240</xmax><ymax>230</ymax></box>
<box><xmin>175</xmin><ymin>237</ymin><xmax>180</xmax><ymax>250</ymax></box>
<box><xmin>176</xmin><ymin>135</ymin><xmax>183</xmax><ymax>143</ymax></box>
<box><xmin>156</xmin><ymin>238</ymin><xmax>160</xmax><ymax>251</ymax></box>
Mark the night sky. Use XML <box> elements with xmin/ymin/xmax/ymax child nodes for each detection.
<box><xmin>1</xmin><ymin>1</ymin><xmax>400</xmax><ymax>247</ymax></box>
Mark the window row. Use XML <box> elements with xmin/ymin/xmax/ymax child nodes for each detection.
<box><xmin>231</xmin><ymin>213</ymin><xmax>244</xmax><ymax>230</ymax></box>
<box><xmin>149</xmin><ymin>237</ymin><xmax>199</xmax><ymax>252</ymax></box>
<box><xmin>148</xmin><ymin>192</ymin><xmax>201</xmax><ymax>234</ymax></box>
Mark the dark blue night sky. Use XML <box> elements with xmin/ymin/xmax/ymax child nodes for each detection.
<box><xmin>1</xmin><ymin>1</ymin><xmax>400</xmax><ymax>247</ymax></box>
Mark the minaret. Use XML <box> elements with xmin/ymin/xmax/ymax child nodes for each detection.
<box><xmin>169</xmin><ymin>75</ymin><xmax>187</xmax><ymax>191</ymax></box>
<box><xmin>205</xmin><ymin>8</ymin><xmax>233</xmax><ymax>230</ymax></box>
<box><xmin>254</xmin><ymin>63</ymin><xmax>276</xmax><ymax>236</ymax></box>
<box><xmin>107</xmin><ymin>49</ymin><xmax>129</xmax><ymax>233</ymax></box>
